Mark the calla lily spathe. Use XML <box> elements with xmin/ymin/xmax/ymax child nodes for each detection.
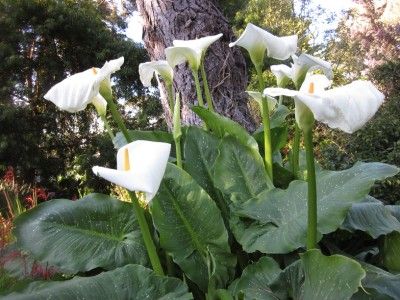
<box><xmin>264</xmin><ymin>74</ymin><xmax>385</xmax><ymax>133</ymax></box>
<box><xmin>165</xmin><ymin>33</ymin><xmax>223</xmax><ymax>71</ymax></box>
<box><xmin>229</xmin><ymin>23</ymin><xmax>297</xmax><ymax>67</ymax></box>
<box><xmin>139</xmin><ymin>60</ymin><xmax>174</xmax><ymax>87</ymax></box>
<box><xmin>270</xmin><ymin>53</ymin><xmax>333</xmax><ymax>88</ymax></box>
<box><xmin>270</xmin><ymin>64</ymin><xmax>292</xmax><ymax>87</ymax></box>
<box><xmin>92</xmin><ymin>140</ymin><xmax>171</xmax><ymax>203</ymax></box>
<box><xmin>291</xmin><ymin>54</ymin><xmax>333</xmax><ymax>88</ymax></box>
<box><xmin>44</xmin><ymin>57</ymin><xmax>124</xmax><ymax>114</ymax></box>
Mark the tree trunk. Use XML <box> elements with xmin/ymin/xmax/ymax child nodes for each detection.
<box><xmin>135</xmin><ymin>0</ymin><xmax>256</xmax><ymax>132</ymax></box>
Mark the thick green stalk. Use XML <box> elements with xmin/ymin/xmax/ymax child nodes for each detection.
<box><xmin>292</xmin><ymin>124</ymin><xmax>301</xmax><ymax>178</ymax></box>
<box><xmin>172</xmin><ymin>93</ymin><xmax>183</xmax><ymax>169</ymax></box>
<box><xmin>100</xmin><ymin>114</ymin><xmax>115</xmax><ymax>141</ymax></box>
<box><xmin>255</xmin><ymin>65</ymin><xmax>273</xmax><ymax>181</ymax></box>
<box><xmin>200</xmin><ymin>63</ymin><xmax>214</xmax><ymax>112</ymax></box>
<box><xmin>304</xmin><ymin>128</ymin><xmax>317</xmax><ymax>250</ymax></box>
<box><xmin>166</xmin><ymin>83</ymin><xmax>175</xmax><ymax>111</ymax></box>
<box><xmin>104</xmin><ymin>97</ymin><xmax>131</xmax><ymax>143</ymax></box>
<box><xmin>175</xmin><ymin>137</ymin><xmax>183</xmax><ymax>169</ymax></box>
<box><xmin>102</xmin><ymin>95</ymin><xmax>164</xmax><ymax>275</ymax></box>
<box><xmin>279</xmin><ymin>95</ymin><xmax>283</xmax><ymax>105</ymax></box>
<box><xmin>192</xmin><ymin>69</ymin><xmax>205</xmax><ymax>107</ymax></box>
<box><xmin>128</xmin><ymin>191</ymin><xmax>164</xmax><ymax>275</ymax></box>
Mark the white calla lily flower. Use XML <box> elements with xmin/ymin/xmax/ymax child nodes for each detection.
<box><xmin>92</xmin><ymin>140</ymin><xmax>171</xmax><ymax>203</ymax></box>
<box><xmin>264</xmin><ymin>74</ymin><xmax>384</xmax><ymax>133</ymax></box>
<box><xmin>165</xmin><ymin>33</ymin><xmax>223</xmax><ymax>71</ymax></box>
<box><xmin>44</xmin><ymin>57</ymin><xmax>124</xmax><ymax>113</ymax></box>
<box><xmin>246</xmin><ymin>91</ymin><xmax>277</xmax><ymax>112</ymax></box>
<box><xmin>270</xmin><ymin>54</ymin><xmax>333</xmax><ymax>89</ymax></box>
<box><xmin>229</xmin><ymin>23</ymin><xmax>297</xmax><ymax>67</ymax></box>
<box><xmin>291</xmin><ymin>54</ymin><xmax>333</xmax><ymax>88</ymax></box>
<box><xmin>139</xmin><ymin>60</ymin><xmax>174</xmax><ymax>87</ymax></box>
<box><xmin>270</xmin><ymin>64</ymin><xmax>292</xmax><ymax>87</ymax></box>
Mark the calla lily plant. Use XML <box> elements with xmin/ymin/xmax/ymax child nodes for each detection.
<box><xmin>270</xmin><ymin>54</ymin><xmax>334</xmax><ymax>177</ymax></box>
<box><xmin>92</xmin><ymin>140</ymin><xmax>171</xmax><ymax>203</ymax></box>
<box><xmin>230</xmin><ymin>24</ymin><xmax>297</xmax><ymax>181</ymax></box>
<box><xmin>44</xmin><ymin>57</ymin><xmax>124</xmax><ymax>115</ymax></box>
<box><xmin>265</xmin><ymin>73</ymin><xmax>385</xmax><ymax>249</ymax></box>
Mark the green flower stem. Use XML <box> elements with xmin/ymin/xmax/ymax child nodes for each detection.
<box><xmin>256</xmin><ymin>65</ymin><xmax>273</xmax><ymax>182</ymax></box>
<box><xmin>172</xmin><ymin>93</ymin><xmax>183</xmax><ymax>169</ymax></box>
<box><xmin>292</xmin><ymin>124</ymin><xmax>301</xmax><ymax>178</ymax></box>
<box><xmin>103</xmin><ymin>95</ymin><xmax>164</xmax><ymax>276</ymax></box>
<box><xmin>104</xmin><ymin>97</ymin><xmax>130</xmax><ymax>143</ymax></box>
<box><xmin>175</xmin><ymin>137</ymin><xmax>183</xmax><ymax>169</ymax></box>
<box><xmin>165</xmin><ymin>253</ymin><xmax>174</xmax><ymax>276</ymax></box>
<box><xmin>166</xmin><ymin>83</ymin><xmax>175</xmax><ymax>111</ymax></box>
<box><xmin>304</xmin><ymin>127</ymin><xmax>318</xmax><ymax>250</ymax></box>
<box><xmin>99</xmin><ymin>114</ymin><xmax>115</xmax><ymax>141</ymax></box>
<box><xmin>279</xmin><ymin>95</ymin><xmax>283</xmax><ymax>105</ymax></box>
<box><xmin>128</xmin><ymin>191</ymin><xmax>164</xmax><ymax>276</ymax></box>
<box><xmin>192</xmin><ymin>69</ymin><xmax>205</xmax><ymax>107</ymax></box>
<box><xmin>200</xmin><ymin>62</ymin><xmax>214</xmax><ymax>112</ymax></box>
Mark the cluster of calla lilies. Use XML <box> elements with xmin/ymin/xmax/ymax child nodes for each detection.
<box><xmin>44</xmin><ymin>22</ymin><xmax>385</xmax><ymax>274</ymax></box>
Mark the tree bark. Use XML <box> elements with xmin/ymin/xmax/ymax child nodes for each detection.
<box><xmin>135</xmin><ymin>0</ymin><xmax>256</xmax><ymax>131</ymax></box>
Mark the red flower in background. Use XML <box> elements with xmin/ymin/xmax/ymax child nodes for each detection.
<box><xmin>24</xmin><ymin>187</ymin><xmax>49</xmax><ymax>208</ymax></box>
<box><xmin>2</xmin><ymin>166</ymin><xmax>14</xmax><ymax>184</ymax></box>
<box><xmin>35</xmin><ymin>187</ymin><xmax>48</xmax><ymax>201</ymax></box>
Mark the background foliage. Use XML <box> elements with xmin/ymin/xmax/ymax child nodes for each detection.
<box><xmin>0</xmin><ymin>0</ymin><xmax>164</xmax><ymax>200</ymax></box>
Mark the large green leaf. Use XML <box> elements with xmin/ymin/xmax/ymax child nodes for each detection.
<box><xmin>229</xmin><ymin>256</ymin><xmax>281</xmax><ymax>299</ymax></box>
<box><xmin>341</xmin><ymin>197</ymin><xmax>400</xmax><ymax>238</ymax></box>
<box><xmin>192</xmin><ymin>106</ymin><xmax>258</xmax><ymax>151</ymax></box>
<box><xmin>353</xmin><ymin>262</ymin><xmax>400</xmax><ymax>299</ymax></box>
<box><xmin>270</xmin><ymin>104</ymin><xmax>291</xmax><ymax>128</ymax></box>
<box><xmin>113</xmin><ymin>130</ymin><xmax>174</xmax><ymax>149</ymax></box>
<box><xmin>302</xmin><ymin>250</ymin><xmax>365</xmax><ymax>300</ymax></box>
<box><xmin>382</xmin><ymin>231</ymin><xmax>400</xmax><ymax>273</ymax></box>
<box><xmin>13</xmin><ymin>193</ymin><xmax>148</xmax><ymax>274</ymax></box>
<box><xmin>214</xmin><ymin>136</ymin><xmax>273</xmax><ymax>204</ymax></box>
<box><xmin>184</xmin><ymin>127</ymin><xmax>230</xmax><ymax>222</ymax></box>
<box><xmin>183</xmin><ymin>127</ymin><xmax>219</xmax><ymax>199</ymax></box>
<box><xmin>150</xmin><ymin>164</ymin><xmax>236</xmax><ymax>292</ymax></box>
<box><xmin>2</xmin><ymin>264</ymin><xmax>192</xmax><ymax>300</ymax></box>
<box><xmin>233</xmin><ymin>163</ymin><xmax>399</xmax><ymax>253</ymax></box>
<box><xmin>271</xmin><ymin>251</ymin><xmax>365</xmax><ymax>300</ymax></box>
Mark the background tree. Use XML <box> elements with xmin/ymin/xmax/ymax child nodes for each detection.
<box><xmin>135</xmin><ymin>0</ymin><xmax>256</xmax><ymax>131</ymax></box>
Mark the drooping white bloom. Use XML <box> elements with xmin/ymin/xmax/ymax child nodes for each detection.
<box><xmin>92</xmin><ymin>140</ymin><xmax>171</xmax><ymax>203</ymax></box>
<box><xmin>270</xmin><ymin>53</ymin><xmax>333</xmax><ymax>88</ymax></box>
<box><xmin>291</xmin><ymin>54</ymin><xmax>333</xmax><ymax>88</ymax></box>
<box><xmin>139</xmin><ymin>60</ymin><xmax>174</xmax><ymax>87</ymax></box>
<box><xmin>270</xmin><ymin>64</ymin><xmax>292</xmax><ymax>87</ymax></box>
<box><xmin>246</xmin><ymin>91</ymin><xmax>277</xmax><ymax>112</ymax></box>
<box><xmin>264</xmin><ymin>74</ymin><xmax>385</xmax><ymax>133</ymax></box>
<box><xmin>165</xmin><ymin>33</ymin><xmax>223</xmax><ymax>71</ymax></box>
<box><xmin>44</xmin><ymin>57</ymin><xmax>124</xmax><ymax>113</ymax></box>
<box><xmin>229</xmin><ymin>23</ymin><xmax>297</xmax><ymax>67</ymax></box>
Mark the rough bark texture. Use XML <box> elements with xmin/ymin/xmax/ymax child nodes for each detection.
<box><xmin>135</xmin><ymin>0</ymin><xmax>256</xmax><ymax>131</ymax></box>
